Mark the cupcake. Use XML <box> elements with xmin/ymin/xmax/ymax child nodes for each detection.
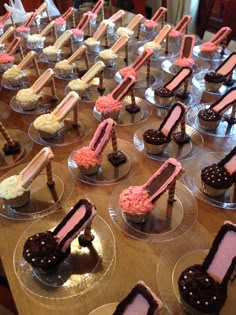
<box><xmin>73</xmin><ymin>147</ymin><xmax>102</xmax><ymax>175</ymax></box>
<box><xmin>16</xmin><ymin>26</ymin><xmax>31</xmax><ymax>39</ymax></box>
<box><xmin>143</xmin><ymin>129</ymin><xmax>169</xmax><ymax>154</ymax></box>
<box><xmin>84</xmin><ymin>37</ymin><xmax>100</xmax><ymax>53</ymax></box>
<box><xmin>33</xmin><ymin>113</ymin><xmax>64</xmax><ymax>139</ymax></box>
<box><xmin>199</xmin><ymin>42</ymin><xmax>218</xmax><ymax>59</ymax></box>
<box><xmin>0</xmin><ymin>175</ymin><xmax>30</xmax><ymax>208</ymax></box>
<box><xmin>2</xmin><ymin>65</ymin><xmax>26</xmax><ymax>87</ymax></box>
<box><xmin>197</xmin><ymin>108</ymin><xmax>221</xmax><ymax>130</ymax></box>
<box><xmin>154</xmin><ymin>87</ymin><xmax>174</xmax><ymax>106</ymax></box>
<box><xmin>43</xmin><ymin>46</ymin><xmax>61</xmax><ymax>62</ymax></box>
<box><xmin>71</xmin><ymin>28</ymin><xmax>84</xmax><ymax>42</ymax></box>
<box><xmin>0</xmin><ymin>53</ymin><xmax>14</xmax><ymax>72</ymax></box>
<box><xmin>54</xmin><ymin>60</ymin><xmax>75</xmax><ymax>78</ymax></box>
<box><xmin>119</xmin><ymin>185</ymin><xmax>155</xmax><ymax>223</ymax></box>
<box><xmin>95</xmin><ymin>95</ymin><xmax>122</xmax><ymax>120</ymax></box>
<box><xmin>204</xmin><ymin>71</ymin><xmax>225</xmax><ymax>92</ymax></box>
<box><xmin>27</xmin><ymin>34</ymin><xmax>46</xmax><ymax>50</ymax></box>
<box><xmin>15</xmin><ymin>88</ymin><xmax>41</xmax><ymax>111</ymax></box>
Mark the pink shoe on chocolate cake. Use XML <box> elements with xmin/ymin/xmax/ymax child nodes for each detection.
<box><xmin>178</xmin><ymin>221</ymin><xmax>236</xmax><ymax>315</ymax></box>
<box><xmin>23</xmin><ymin>199</ymin><xmax>96</xmax><ymax>270</ymax></box>
<box><xmin>204</xmin><ymin>52</ymin><xmax>236</xmax><ymax>92</ymax></box>
<box><xmin>201</xmin><ymin>146</ymin><xmax>236</xmax><ymax>197</ymax></box>
<box><xmin>113</xmin><ymin>281</ymin><xmax>163</xmax><ymax>315</ymax></box>
<box><xmin>143</xmin><ymin>102</ymin><xmax>189</xmax><ymax>155</ymax></box>
<box><xmin>119</xmin><ymin>158</ymin><xmax>184</xmax><ymax>223</ymax></box>
<box><xmin>198</xmin><ymin>87</ymin><xmax>236</xmax><ymax>130</ymax></box>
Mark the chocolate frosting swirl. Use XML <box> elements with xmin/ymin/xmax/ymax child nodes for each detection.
<box><xmin>143</xmin><ymin>129</ymin><xmax>170</xmax><ymax>145</ymax></box>
<box><xmin>201</xmin><ymin>163</ymin><xmax>233</xmax><ymax>188</ymax></box>
<box><xmin>154</xmin><ymin>87</ymin><xmax>174</xmax><ymax>98</ymax></box>
<box><xmin>178</xmin><ymin>264</ymin><xmax>227</xmax><ymax>313</ymax></box>
<box><xmin>204</xmin><ymin>71</ymin><xmax>225</xmax><ymax>83</ymax></box>
<box><xmin>198</xmin><ymin>108</ymin><xmax>221</xmax><ymax>122</ymax></box>
<box><xmin>23</xmin><ymin>231</ymin><xmax>70</xmax><ymax>270</ymax></box>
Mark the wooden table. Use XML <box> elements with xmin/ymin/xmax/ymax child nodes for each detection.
<box><xmin>0</xmin><ymin>10</ymin><xmax>235</xmax><ymax>315</ymax></box>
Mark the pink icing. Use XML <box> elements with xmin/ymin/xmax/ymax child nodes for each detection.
<box><xmin>174</xmin><ymin>57</ymin><xmax>194</xmax><ymax>67</ymax></box>
<box><xmin>207</xmin><ymin>231</ymin><xmax>236</xmax><ymax>282</ymax></box>
<box><xmin>95</xmin><ymin>95</ymin><xmax>122</xmax><ymax>114</ymax></box>
<box><xmin>73</xmin><ymin>147</ymin><xmax>102</xmax><ymax>168</ymax></box>
<box><xmin>16</xmin><ymin>25</ymin><xmax>30</xmax><ymax>32</ymax></box>
<box><xmin>54</xmin><ymin>17</ymin><xmax>66</xmax><ymax>26</ymax></box>
<box><xmin>165</xmin><ymin>68</ymin><xmax>192</xmax><ymax>91</ymax></box>
<box><xmin>0</xmin><ymin>53</ymin><xmax>14</xmax><ymax>64</ymax></box>
<box><xmin>71</xmin><ymin>28</ymin><xmax>84</xmax><ymax>36</ymax></box>
<box><xmin>200</xmin><ymin>42</ymin><xmax>218</xmax><ymax>52</ymax></box>
<box><xmin>169</xmin><ymin>29</ymin><xmax>182</xmax><ymax>38</ymax></box>
<box><xmin>0</xmin><ymin>24</ymin><xmax>4</xmax><ymax>29</ymax></box>
<box><xmin>89</xmin><ymin>118</ymin><xmax>114</xmax><ymax>156</ymax></box>
<box><xmin>224</xmin><ymin>156</ymin><xmax>236</xmax><ymax>174</ymax></box>
<box><xmin>119</xmin><ymin>67</ymin><xmax>137</xmax><ymax>78</ymax></box>
<box><xmin>217</xmin><ymin>54</ymin><xmax>236</xmax><ymax>76</ymax></box>
<box><xmin>144</xmin><ymin>20</ymin><xmax>158</xmax><ymax>29</ymax></box>
<box><xmin>119</xmin><ymin>186</ymin><xmax>156</xmax><ymax>214</ymax></box>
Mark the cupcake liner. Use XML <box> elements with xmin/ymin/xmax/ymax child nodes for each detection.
<box><xmin>155</xmin><ymin>95</ymin><xmax>174</xmax><ymax>107</ymax></box>
<box><xmin>4</xmin><ymin>190</ymin><xmax>30</xmax><ymax>208</ymax></box>
<box><xmin>144</xmin><ymin>142</ymin><xmax>166</xmax><ymax>155</ymax></box>
<box><xmin>198</xmin><ymin>118</ymin><xmax>220</xmax><ymax>131</ymax></box>
<box><xmin>204</xmin><ymin>81</ymin><xmax>223</xmax><ymax>92</ymax></box>
<box><xmin>101</xmin><ymin>110</ymin><xmax>120</xmax><ymax>121</ymax></box>
<box><xmin>200</xmin><ymin>51</ymin><xmax>216</xmax><ymax>59</ymax></box>
<box><xmin>201</xmin><ymin>181</ymin><xmax>228</xmax><ymax>197</ymax></box>
<box><xmin>0</xmin><ymin>62</ymin><xmax>13</xmax><ymax>73</ymax></box>
<box><xmin>79</xmin><ymin>164</ymin><xmax>100</xmax><ymax>176</ymax></box>
<box><xmin>123</xmin><ymin>211</ymin><xmax>150</xmax><ymax>224</ymax></box>
<box><xmin>18</xmin><ymin>100</ymin><xmax>38</xmax><ymax>111</ymax></box>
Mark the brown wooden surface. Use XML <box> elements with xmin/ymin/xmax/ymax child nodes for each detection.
<box><xmin>0</xmin><ymin>10</ymin><xmax>236</xmax><ymax>315</ymax></box>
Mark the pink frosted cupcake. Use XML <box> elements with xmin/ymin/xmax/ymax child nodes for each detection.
<box><xmin>95</xmin><ymin>95</ymin><xmax>122</xmax><ymax>120</ymax></box>
<box><xmin>73</xmin><ymin>147</ymin><xmax>102</xmax><ymax>175</ymax></box>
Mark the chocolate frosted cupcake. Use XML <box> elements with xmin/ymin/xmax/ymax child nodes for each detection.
<box><xmin>198</xmin><ymin>108</ymin><xmax>221</xmax><ymax>130</ymax></box>
<box><xmin>154</xmin><ymin>87</ymin><xmax>174</xmax><ymax>106</ymax></box>
<box><xmin>201</xmin><ymin>163</ymin><xmax>233</xmax><ymax>197</ymax></box>
<box><xmin>204</xmin><ymin>71</ymin><xmax>225</xmax><ymax>92</ymax></box>
<box><xmin>143</xmin><ymin>129</ymin><xmax>169</xmax><ymax>154</ymax></box>
<box><xmin>178</xmin><ymin>264</ymin><xmax>226</xmax><ymax>315</ymax></box>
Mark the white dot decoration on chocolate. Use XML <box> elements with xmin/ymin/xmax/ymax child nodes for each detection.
<box><xmin>32</xmin><ymin>258</ymin><xmax>35</xmax><ymax>262</ymax></box>
<box><xmin>41</xmin><ymin>241</ymin><xmax>45</xmax><ymax>245</ymax></box>
<box><xmin>48</xmin><ymin>260</ymin><xmax>51</xmax><ymax>263</ymax></box>
<box><xmin>183</xmin><ymin>286</ymin><xmax>186</xmax><ymax>290</ymax></box>
<box><xmin>205</xmin><ymin>278</ymin><xmax>209</xmax><ymax>282</ymax></box>
<box><xmin>184</xmin><ymin>275</ymin><xmax>187</xmax><ymax>279</ymax></box>
<box><xmin>213</xmin><ymin>296</ymin><xmax>217</xmax><ymax>300</ymax></box>
<box><xmin>197</xmin><ymin>301</ymin><xmax>200</xmax><ymax>304</ymax></box>
<box><xmin>205</xmin><ymin>301</ymin><xmax>209</xmax><ymax>305</ymax></box>
<box><xmin>189</xmin><ymin>292</ymin><xmax>193</xmax><ymax>296</ymax></box>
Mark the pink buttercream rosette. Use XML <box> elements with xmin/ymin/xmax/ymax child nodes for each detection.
<box><xmin>73</xmin><ymin>147</ymin><xmax>102</xmax><ymax>169</ymax></box>
<box><xmin>119</xmin><ymin>186</ymin><xmax>155</xmax><ymax>215</ymax></box>
<box><xmin>0</xmin><ymin>53</ymin><xmax>14</xmax><ymax>64</ymax></box>
<box><xmin>174</xmin><ymin>57</ymin><xmax>195</xmax><ymax>67</ymax></box>
<box><xmin>95</xmin><ymin>95</ymin><xmax>122</xmax><ymax>114</ymax></box>
<box><xmin>119</xmin><ymin>67</ymin><xmax>137</xmax><ymax>78</ymax></box>
<box><xmin>144</xmin><ymin>20</ymin><xmax>158</xmax><ymax>30</ymax></box>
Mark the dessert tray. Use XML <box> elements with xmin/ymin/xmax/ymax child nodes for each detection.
<box><xmin>183</xmin><ymin>151</ymin><xmax>236</xmax><ymax>210</ymax></box>
<box><xmin>10</xmin><ymin>89</ymin><xmax>59</xmax><ymax>115</ymax></box>
<box><xmin>145</xmin><ymin>85</ymin><xmax>202</xmax><ymax>108</ymax></box>
<box><xmin>88</xmin><ymin>303</ymin><xmax>118</xmax><ymax>315</ymax></box>
<box><xmin>193</xmin><ymin>45</ymin><xmax>231</xmax><ymax>62</ymax></box>
<box><xmin>161</xmin><ymin>58</ymin><xmax>210</xmax><ymax>77</ymax></box>
<box><xmin>109</xmin><ymin>176</ymin><xmax>198</xmax><ymax>242</ymax></box>
<box><xmin>28</xmin><ymin>113</ymin><xmax>91</xmax><ymax>147</ymax></box>
<box><xmin>14</xmin><ymin>211</ymin><xmax>115</xmax><ymax>308</ymax></box>
<box><xmin>0</xmin><ymin>129</ymin><xmax>33</xmax><ymax>169</ymax></box>
<box><xmin>192</xmin><ymin>71</ymin><xmax>236</xmax><ymax>96</ymax></box>
<box><xmin>0</xmin><ymin>161</ymin><xmax>74</xmax><ymax>220</ymax></box>
<box><xmin>134</xmin><ymin>124</ymin><xmax>204</xmax><ymax>161</ymax></box>
<box><xmin>93</xmin><ymin>96</ymin><xmax>152</xmax><ymax>126</ymax></box>
<box><xmin>187</xmin><ymin>104</ymin><xmax>236</xmax><ymax>138</ymax></box>
<box><xmin>68</xmin><ymin>139</ymin><xmax>140</xmax><ymax>185</ymax></box>
<box><xmin>156</xmin><ymin>233</ymin><xmax>235</xmax><ymax>315</ymax></box>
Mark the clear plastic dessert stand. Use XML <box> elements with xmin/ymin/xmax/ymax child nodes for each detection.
<box><xmin>156</xmin><ymin>228</ymin><xmax>236</xmax><ymax>315</ymax></box>
<box><xmin>14</xmin><ymin>211</ymin><xmax>116</xmax><ymax>309</ymax></box>
<box><xmin>192</xmin><ymin>70</ymin><xmax>236</xmax><ymax>97</ymax></box>
<box><xmin>134</xmin><ymin>123</ymin><xmax>204</xmax><ymax>162</ymax></box>
<box><xmin>145</xmin><ymin>85</ymin><xmax>202</xmax><ymax>109</ymax></box>
<box><xmin>68</xmin><ymin>139</ymin><xmax>140</xmax><ymax>185</ymax></box>
<box><xmin>10</xmin><ymin>88</ymin><xmax>59</xmax><ymax>115</ymax></box>
<box><xmin>28</xmin><ymin>112</ymin><xmax>92</xmax><ymax>147</ymax></box>
<box><xmin>161</xmin><ymin>58</ymin><xmax>210</xmax><ymax>81</ymax></box>
<box><xmin>89</xmin><ymin>303</ymin><xmax>118</xmax><ymax>315</ymax></box>
<box><xmin>109</xmin><ymin>175</ymin><xmax>198</xmax><ymax>242</ymax></box>
<box><xmin>0</xmin><ymin>161</ymin><xmax>74</xmax><ymax>220</ymax></box>
<box><xmin>183</xmin><ymin>151</ymin><xmax>236</xmax><ymax>210</ymax></box>
<box><xmin>193</xmin><ymin>45</ymin><xmax>231</xmax><ymax>62</ymax></box>
<box><xmin>93</xmin><ymin>96</ymin><xmax>152</xmax><ymax>126</ymax></box>
<box><xmin>187</xmin><ymin>104</ymin><xmax>236</xmax><ymax>138</ymax></box>
<box><xmin>0</xmin><ymin>129</ymin><xmax>33</xmax><ymax>169</ymax></box>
